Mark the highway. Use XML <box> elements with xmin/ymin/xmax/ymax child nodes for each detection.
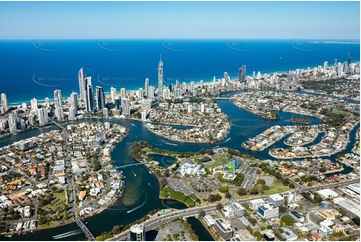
<box><xmin>108</xmin><ymin>178</ymin><xmax>359</xmax><ymax>241</ymax></box>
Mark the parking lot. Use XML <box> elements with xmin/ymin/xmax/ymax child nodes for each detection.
<box><xmin>167</xmin><ymin>178</ymin><xmax>193</xmax><ymax>196</ymax></box>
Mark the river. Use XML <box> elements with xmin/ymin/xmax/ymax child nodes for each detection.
<box><xmin>2</xmin><ymin>91</ymin><xmax>358</xmax><ymax>240</ymax></box>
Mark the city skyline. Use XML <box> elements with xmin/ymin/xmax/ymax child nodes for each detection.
<box><xmin>0</xmin><ymin>1</ymin><xmax>359</xmax><ymax>39</ymax></box>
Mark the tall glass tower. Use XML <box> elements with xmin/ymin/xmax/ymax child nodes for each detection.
<box><xmin>158</xmin><ymin>55</ymin><xmax>163</xmax><ymax>94</ymax></box>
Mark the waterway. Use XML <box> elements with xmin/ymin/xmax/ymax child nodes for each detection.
<box><xmin>186</xmin><ymin>217</ymin><xmax>214</xmax><ymax>241</ymax></box>
<box><xmin>1</xmin><ymin>91</ymin><xmax>358</xmax><ymax>240</ymax></box>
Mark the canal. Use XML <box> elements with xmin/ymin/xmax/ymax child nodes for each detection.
<box><xmin>1</xmin><ymin>91</ymin><xmax>358</xmax><ymax>240</ymax></box>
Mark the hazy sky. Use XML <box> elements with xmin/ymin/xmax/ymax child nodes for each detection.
<box><xmin>0</xmin><ymin>1</ymin><xmax>359</xmax><ymax>39</ymax></box>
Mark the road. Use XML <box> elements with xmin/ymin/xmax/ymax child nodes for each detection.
<box><xmin>108</xmin><ymin>178</ymin><xmax>359</xmax><ymax>241</ymax></box>
<box><xmin>54</xmin><ymin>121</ymin><xmax>95</xmax><ymax>241</ymax></box>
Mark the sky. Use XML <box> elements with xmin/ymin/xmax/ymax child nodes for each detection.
<box><xmin>0</xmin><ymin>1</ymin><xmax>359</xmax><ymax>39</ymax></box>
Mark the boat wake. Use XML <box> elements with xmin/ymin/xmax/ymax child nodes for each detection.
<box><xmin>52</xmin><ymin>230</ymin><xmax>82</xmax><ymax>239</ymax></box>
<box><xmin>127</xmin><ymin>193</ymin><xmax>148</xmax><ymax>214</ymax></box>
<box><xmin>162</xmin><ymin>140</ymin><xmax>178</xmax><ymax>146</ymax></box>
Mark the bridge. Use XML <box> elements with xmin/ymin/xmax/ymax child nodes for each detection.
<box><xmin>74</xmin><ymin>216</ymin><xmax>96</xmax><ymax>241</ymax></box>
<box><xmin>215</xmin><ymin>97</ymin><xmax>231</xmax><ymax>100</ymax></box>
<box><xmin>116</xmin><ymin>162</ymin><xmax>150</xmax><ymax>169</ymax></box>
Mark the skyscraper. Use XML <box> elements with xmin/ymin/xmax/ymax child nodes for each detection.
<box><xmin>69</xmin><ymin>92</ymin><xmax>78</xmax><ymax>111</ymax></box>
<box><xmin>69</xmin><ymin>92</ymin><xmax>78</xmax><ymax>121</ymax></box>
<box><xmin>224</xmin><ymin>72</ymin><xmax>229</xmax><ymax>83</ymax></box>
<box><xmin>144</xmin><ymin>78</ymin><xmax>149</xmax><ymax>97</ymax></box>
<box><xmin>148</xmin><ymin>86</ymin><xmax>155</xmax><ymax>99</ymax></box>
<box><xmin>1</xmin><ymin>93</ymin><xmax>8</xmax><ymax>113</ymax></box>
<box><xmin>110</xmin><ymin>87</ymin><xmax>117</xmax><ymax>104</ymax></box>
<box><xmin>37</xmin><ymin>107</ymin><xmax>49</xmax><ymax>126</ymax></box>
<box><xmin>238</xmin><ymin>65</ymin><xmax>246</xmax><ymax>82</ymax></box>
<box><xmin>31</xmin><ymin>98</ymin><xmax>38</xmax><ymax>112</ymax></box>
<box><xmin>323</xmin><ymin>61</ymin><xmax>328</xmax><ymax>72</ymax></box>
<box><xmin>121</xmin><ymin>98</ymin><xmax>130</xmax><ymax>116</ymax></box>
<box><xmin>96</xmin><ymin>86</ymin><xmax>106</xmax><ymax>111</ymax></box>
<box><xmin>8</xmin><ymin>111</ymin><xmax>17</xmax><ymax>134</ymax></box>
<box><xmin>78</xmin><ymin>67</ymin><xmax>86</xmax><ymax>100</ymax></box>
<box><xmin>120</xmin><ymin>88</ymin><xmax>127</xmax><ymax>98</ymax></box>
<box><xmin>138</xmin><ymin>88</ymin><xmax>144</xmax><ymax>100</ymax></box>
<box><xmin>85</xmin><ymin>83</ymin><xmax>95</xmax><ymax>112</ymax></box>
<box><xmin>158</xmin><ymin>55</ymin><xmax>164</xmax><ymax>94</ymax></box>
<box><xmin>348</xmin><ymin>54</ymin><xmax>352</xmax><ymax>67</ymax></box>
<box><xmin>54</xmin><ymin>89</ymin><xmax>64</xmax><ymax>120</ymax></box>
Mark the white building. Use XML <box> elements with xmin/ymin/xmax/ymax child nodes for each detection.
<box><xmin>269</xmin><ymin>194</ymin><xmax>284</xmax><ymax>206</ymax></box>
<box><xmin>317</xmin><ymin>189</ymin><xmax>339</xmax><ymax>199</ymax></box>
<box><xmin>231</xmin><ymin>202</ymin><xmax>245</xmax><ymax>217</ymax></box>
<box><xmin>249</xmin><ymin>198</ymin><xmax>265</xmax><ymax>210</ymax></box>
<box><xmin>222</xmin><ymin>204</ymin><xmax>235</xmax><ymax>218</ymax></box>
<box><xmin>204</xmin><ymin>215</ymin><xmax>215</xmax><ymax>226</ymax></box>
<box><xmin>258</xmin><ymin>203</ymin><xmax>279</xmax><ymax>220</ymax></box>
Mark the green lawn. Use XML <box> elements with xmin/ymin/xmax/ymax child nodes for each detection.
<box><xmin>204</xmin><ymin>156</ymin><xmax>228</xmax><ymax>168</ymax></box>
<box><xmin>263</xmin><ymin>180</ymin><xmax>290</xmax><ymax>195</ymax></box>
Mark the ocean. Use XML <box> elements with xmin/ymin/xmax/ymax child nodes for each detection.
<box><xmin>0</xmin><ymin>39</ymin><xmax>359</xmax><ymax>105</ymax></box>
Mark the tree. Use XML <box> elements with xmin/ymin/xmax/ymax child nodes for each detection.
<box><xmin>207</xmin><ymin>194</ymin><xmax>222</xmax><ymax>203</ymax></box>
<box><xmin>216</xmin><ymin>203</ymin><xmax>223</xmax><ymax>211</ymax></box>
<box><xmin>225</xmin><ymin>192</ymin><xmax>232</xmax><ymax>199</ymax></box>
<box><xmin>111</xmin><ymin>225</ymin><xmax>122</xmax><ymax>234</ymax></box>
<box><xmin>237</xmin><ymin>188</ymin><xmax>247</xmax><ymax>196</ymax></box>
<box><xmin>279</xmin><ymin>205</ymin><xmax>287</xmax><ymax>213</ymax></box>
<box><xmin>280</xmin><ymin>215</ymin><xmax>295</xmax><ymax>226</ymax></box>
<box><xmin>352</xmin><ymin>216</ymin><xmax>360</xmax><ymax>226</ymax></box>
<box><xmin>219</xmin><ymin>187</ymin><xmax>229</xmax><ymax>193</ymax></box>
<box><xmin>339</xmin><ymin>209</ymin><xmax>348</xmax><ymax>217</ymax></box>
<box><xmin>198</xmin><ymin>210</ymin><xmax>206</xmax><ymax>218</ymax></box>
<box><xmin>282</xmin><ymin>178</ymin><xmax>290</xmax><ymax>186</ymax></box>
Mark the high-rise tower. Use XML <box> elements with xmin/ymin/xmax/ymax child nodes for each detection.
<box><xmin>54</xmin><ymin>89</ymin><xmax>64</xmax><ymax>120</ymax></box>
<box><xmin>158</xmin><ymin>55</ymin><xmax>164</xmax><ymax>94</ymax></box>
<box><xmin>1</xmin><ymin>93</ymin><xmax>8</xmax><ymax>113</ymax></box>
<box><xmin>78</xmin><ymin>67</ymin><xmax>86</xmax><ymax>100</ymax></box>
<box><xmin>96</xmin><ymin>86</ymin><xmax>106</xmax><ymax>110</ymax></box>
<box><xmin>238</xmin><ymin>65</ymin><xmax>246</xmax><ymax>82</ymax></box>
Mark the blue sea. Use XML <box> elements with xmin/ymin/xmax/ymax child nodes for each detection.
<box><xmin>0</xmin><ymin>39</ymin><xmax>359</xmax><ymax>105</ymax></box>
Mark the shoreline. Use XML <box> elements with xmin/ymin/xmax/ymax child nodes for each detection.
<box><xmin>269</xmin><ymin>123</ymin><xmax>357</xmax><ymax>160</ymax></box>
<box><xmin>284</xmin><ymin>131</ymin><xmax>322</xmax><ymax>147</ymax></box>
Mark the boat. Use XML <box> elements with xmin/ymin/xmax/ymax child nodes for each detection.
<box><xmin>224</xmin><ymin>137</ymin><xmax>231</xmax><ymax>143</ymax></box>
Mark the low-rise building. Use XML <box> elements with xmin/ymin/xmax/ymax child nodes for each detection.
<box><xmin>204</xmin><ymin>215</ymin><xmax>215</xmax><ymax>226</ymax></box>
<box><xmin>249</xmin><ymin>198</ymin><xmax>265</xmax><ymax>210</ymax></box>
<box><xmin>258</xmin><ymin>203</ymin><xmax>279</xmax><ymax>220</ymax></box>
<box><xmin>263</xmin><ymin>229</ymin><xmax>275</xmax><ymax>241</ymax></box>
<box><xmin>317</xmin><ymin>189</ymin><xmax>339</xmax><ymax>199</ymax></box>
<box><xmin>280</xmin><ymin>227</ymin><xmax>298</xmax><ymax>241</ymax></box>
<box><xmin>231</xmin><ymin>202</ymin><xmax>245</xmax><ymax>217</ymax></box>
<box><xmin>215</xmin><ymin>218</ymin><xmax>233</xmax><ymax>240</ymax></box>
<box><xmin>289</xmin><ymin>210</ymin><xmax>305</xmax><ymax>222</ymax></box>
<box><xmin>317</xmin><ymin>226</ymin><xmax>333</xmax><ymax>237</ymax></box>
<box><xmin>222</xmin><ymin>204</ymin><xmax>235</xmax><ymax>218</ymax></box>
<box><xmin>269</xmin><ymin>194</ymin><xmax>284</xmax><ymax>206</ymax></box>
